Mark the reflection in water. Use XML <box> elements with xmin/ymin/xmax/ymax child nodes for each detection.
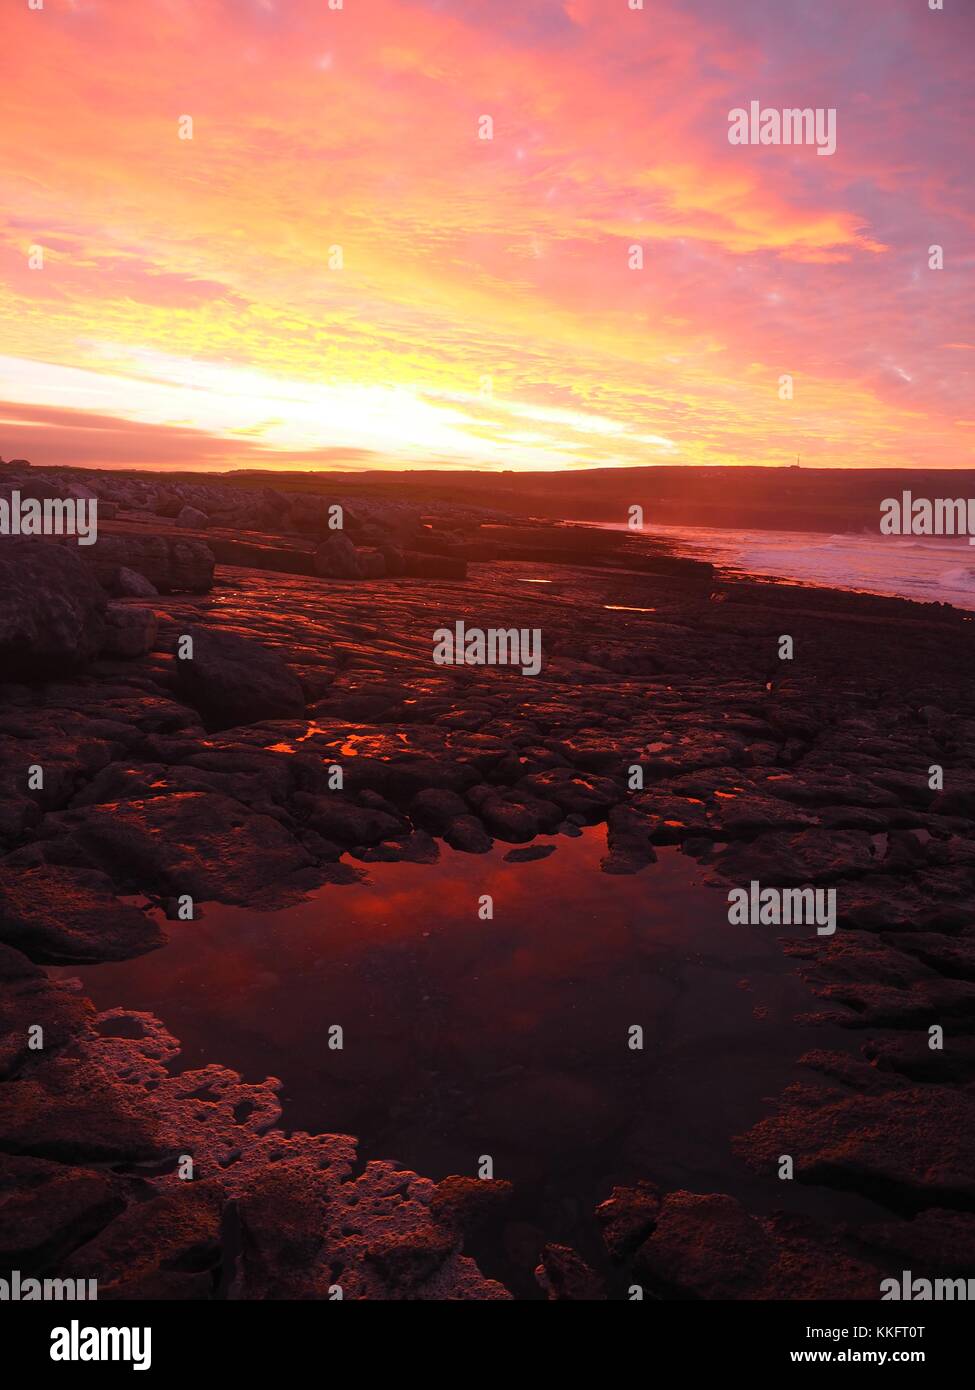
<box><xmin>59</xmin><ymin>828</ymin><xmax>854</xmax><ymax>1293</ymax></box>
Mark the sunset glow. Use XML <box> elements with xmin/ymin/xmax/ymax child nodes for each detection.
<box><xmin>1</xmin><ymin>0</ymin><xmax>972</xmax><ymax>471</ymax></box>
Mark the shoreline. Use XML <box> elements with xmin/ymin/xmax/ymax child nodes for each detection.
<box><xmin>575</xmin><ymin>519</ymin><xmax>975</xmax><ymax>614</ymax></box>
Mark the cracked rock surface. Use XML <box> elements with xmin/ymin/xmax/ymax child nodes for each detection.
<box><xmin>2</xmin><ymin>496</ymin><xmax>974</xmax><ymax>1298</ymax></box>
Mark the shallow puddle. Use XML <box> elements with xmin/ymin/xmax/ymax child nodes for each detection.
<box><xmin>59</xmin><ymin>827</ymin><xmax>860</xmax><ymax>1294</ymax></box>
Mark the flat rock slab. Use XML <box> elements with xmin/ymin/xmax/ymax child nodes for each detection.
<box><xmin>41</xmin><ymin>792</ymin><xmax>315</xmax><ymax>907</ymax></box>
<box><xmin>0</xmin><ymin>1054</ymin><xmax>167</xmax><ymax>1165</ymax></box>
<box><xmin>61</xmin><ymin>1181</ymin><xmax>226</xmax><ymax>1299</ymax></box>
<box><xmin>0</xmin><ymin>866</ymin><xmax>163</xmax><ymax>964</ymax></box>
<box><xmin>172</xmin><ymin>626</ymin><xmax>305</xmax><ymax>730</ymax></box>
<box><xmin>0</xmin><ymin>943</ymin><xmax>92</xmax><ymax>1077</ymax></box>
<box><xmin>0</xmin><ymin>1153</ymin><xmax>126</xmax><ymax>1270</ymax></box>
<box><xmin>626</xmin><ymin>1190</ymin><xmax>882</xmax><ymax>1300</ymax></box>
<box><xmin>735</xmin><ymin>1085</ymin><xmax>975</xmax><ymax>1209</ymax></box>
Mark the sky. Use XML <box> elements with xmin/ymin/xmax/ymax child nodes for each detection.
<box><xmin>0</xmin><ymin>0</ymin><xmax>972</xmax><ymax>473</ymax></box>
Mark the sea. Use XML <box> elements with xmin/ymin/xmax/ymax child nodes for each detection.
<box><xmin>590</xmin><ymin>521</ymin><xmax>975</xmax><ymax>611</ymax></box>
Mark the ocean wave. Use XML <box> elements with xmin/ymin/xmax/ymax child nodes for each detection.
<box><xmin>589</xmin><ymin>521</ymin><xmax>975</xmax><ymax>610</ymax></box>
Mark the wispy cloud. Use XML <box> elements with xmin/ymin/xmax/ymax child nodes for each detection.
<box><xmin>1</xmin><ymin>0</ymin><xmax>971</xmax><ymax>470</ymax></box>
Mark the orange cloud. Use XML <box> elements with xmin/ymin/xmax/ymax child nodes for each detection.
<box><xmin>0</xmin><ymin>0</ymin><xmax>971</xmax><ymax>470</ymax></box>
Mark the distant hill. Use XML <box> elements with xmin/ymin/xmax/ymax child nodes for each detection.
<box><xmin>10</xmin><ymin>457</ymin><xmax>975</xmax><ymax>534</ymax></box>
<box><xmin>225</xmin><ymin>464</ymin><xmax>975</xmax><ymax>534</ymax></box>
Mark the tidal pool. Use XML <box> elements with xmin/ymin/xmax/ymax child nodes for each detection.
<box><xmin>59</xmin><ymin>827</ymin><xmax>861</xmax><ymax>1295</ymax></box>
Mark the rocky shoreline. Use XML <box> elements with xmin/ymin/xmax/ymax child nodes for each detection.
<box><xmin>2</xmin><ymin>461</ymin><xmax>974</xmax><ymax>1299</ymax></box>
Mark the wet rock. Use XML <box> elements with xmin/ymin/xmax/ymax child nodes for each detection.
<box><xmin>380</xmin><ymin>544</ymin><xmax>405</xmax><ymax>576</ymax></box>
<box><xmin>44</xmin><ymin>794</ymin><xmax>315</xmax><ymax>907</ymax></box>
<box><xmin>517</xmin><ymin>768</ymin><xmax>621</xmax><ymax>818</ymax></box>
<box><xmin>0</xmin><ymin>866</ymin><xmax>164</xmax><ymax>964</ymax></box>
<box><xmin>595</xmin><ymin>1181</ymin><xmax>662</xmax><ymax>1260</ymax></box>
<box><xmin>232</xmin><ymin>1166</ymin><xmax>327</xmax><ymax>1299</ymax></box>
<box><xmin>0</xmin><ymin>1153</ymin><xmax>126</xmax><ymax>1270</ymax></box>
<box><xmin>630</xmin><ymin>792</ymin><xmax>711</xmax><ymax>842</ymax></box>
<box><xmin>446</xmin><ymin>732</ymin><xmax>516</xmax><ymax>775</ymax></box>
<box><xmin>863</xmin><ymin>1034</ymin><xmax>975</xmax><ymax>1085</ymax></box>
<box><xmin>61</xmin><ymin>1181</ymin><xmax>225</xmax><ymax>1299</ymax></box>
<box><xmin>354</xmin><ymin>830</ymin><xmax>439</xmax><ymax>864</ymax></box>
<box><xmin>0</xmin><ymin>1053</ymin><xmax>167</xmax><ymax>1164</ymax></box>
<box><xmin>0</xmin><ymin>540</ymin><xmax>106</xmax><ymax>675</ymax></box>
<box><xmin>0</xmin><ymin>943</ymin><xmax>92</xmax><ymax>1076</ymax></box>
<box><xmin>295</xmin><ymin>794</ymin><xmax>404</xmax><ymax>847</ymax></box>
<box><xmin>409</xmin><ymin>787</ymin><xmax>469</xmax><ymax>832</ymax></box>
<box><xmin>710</xmin><ymin>794</ymin><xmax>819</xmax><ymax>836</ymax></box>
<box><xmin>735</xmin><ymin>1085</ymin><xmax>975</xmax><ymax>1208</ymax></box>
<box><xmin>838</xmin><ymin>871</ymin><xmax>975</xmax><ymax>933</ymax></box>
<box><xmin>443</xmin><ymin>815</ymin><xmax>493</xmax><ymax>854</ymax></box>
<box><xmin>783</xmin><ymin>932</ymin><xmax>975</xmax><ymax>1032</ymax></box>
<box><xmin>172</xmin><ymin>626</ymin><xmax>305</xmax><ymax>729</ymax></box>
<box><xmin>476</xmin><ymin>798</ymin><xmax>539</xmax><ymax>843</ymax></box>
<box><xmin>633</xmin><ymin>1191</ymin><xmax>775</xmax><ymax>1298</ymax></box>
<box><xmin>346</xmin><ymin>498</ymin><xmax>423</xmax><ymax>545</ymax></box>
<box><xmin>364</xmin><ymin>1222</ymin><xmax>456</xmax><ymax>1292</ymax></box>
<box><xmin>854</xmin><ymin>1209</ymin><xmax>975</xmax><ymax>1277</ymax></box>
<box><xmin>357</xmin><ymin>789</ymin><xmax>402</xmax><ymax>817</ymax></box>
<box><xmin>632</xmin><ymin>1192</ymin><xmax>880</xmax><ymax>1300</ymax></box>
<box><xmin>601</xmin><ymin>805</ymin><xmax>658</xmax><ymax>874</ymax></box>
<box><xmin>0</xmin><ymin>795</ymin><xmax>39</xmax><ymax>851</ymax></box>
<box><xmin>765</xmin><ymin>772</ymin><xmax>900</xmax><ymax>810</ymax></box>
<box><xmin>535</xmin><ymin>1243</ymin><xmax>606</xmax><ymax>1300</ymax></box>
<box><xmin>428</xmin><ymin>1176</ymin><xmax>512</xmax><ymax>1236</ymax></box>
<box><xmin>759</xmin><ymin>1210</ymin><xmax>886</xmax><ymax>1300</ymax></box>
<box><xmin>713</xmin><ymin>829</ymin><xmax>876</xmax><ymax>886</ymax></box>
<box><xmin>504</xmin><ymin>844</ymin><xmax>555</xmax><ymax>863</ymax></box>
<box><xmin>86</xmin><ymin>535</ymin><xmax>215</xmax><ymax>594</ymax></box>
<box><xmin>101</xmin><ymin>604</ymin><xmax>158</xmax><ymax>659</ymax></box>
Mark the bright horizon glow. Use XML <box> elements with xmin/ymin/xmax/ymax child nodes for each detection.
<box><xmin>1</xmin><ymin>0</ymin><xmax>972</xmax><ymax>472</ymax></box>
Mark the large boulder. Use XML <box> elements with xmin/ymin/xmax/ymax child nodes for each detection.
<box><xmin>85</xmin><ymin>534</ymin><xmax>215</xmax><ymax>594</ymax></box>
<box><xmin>313</xmin><ymin>533</ymin><xmax>362</xmax><ymax>579</ymax></box>
<box><xmin>0</xmin><ymin>539</ymin><xmax>106</xmax><ymax>675</ymax></box>
<box><xmin>100</xmin><ymin>603</ymin><xmax>158</xmax><ymax>659</ymax></box>
<box><xmin>115</xmin><ymin>566</ymin><xmax>158</xmax><ymax>598</ymax></box>
<box><xmin>175</xmin><ymin>505</ymin><xmax>208</xmax><ymax>530</ymax></box>
<box><xmin>172</xmin><ymin>625</ymin><xmax>305</xmax><ymax>728</ymax></box>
